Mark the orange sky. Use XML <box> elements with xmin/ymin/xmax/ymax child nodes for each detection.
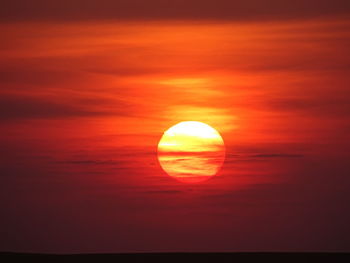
<box><xmin>2</xmin><ymin>19</ymin><xmax>349</xmax><ymax>143</ymax></box>
<box><xmin>1</xmin><ymin>15</ymin><xmax>350</xmax><ymax>253</ymax></box>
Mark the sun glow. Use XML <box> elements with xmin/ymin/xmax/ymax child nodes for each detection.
<box><xmin>158</xmin><ymin>121</ymin><xmax>225</xmax><ymax>183</ymax></box>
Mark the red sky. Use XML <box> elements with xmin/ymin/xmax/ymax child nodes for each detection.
<box><xmin>1</xmin><ymin>1</ymin><xmax>350</xmax><ymax>253</ymax></box>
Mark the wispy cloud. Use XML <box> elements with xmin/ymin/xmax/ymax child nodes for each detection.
<box><xmin>0</xmin><ymin>93</ymin><xmax>134</xmax><ymax>120</ymax></box>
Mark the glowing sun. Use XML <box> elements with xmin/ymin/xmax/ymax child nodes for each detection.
<box><xmin>157</xmin><ymin>121</ymin><xmax>225</xmax><ymax>183</ymax></box>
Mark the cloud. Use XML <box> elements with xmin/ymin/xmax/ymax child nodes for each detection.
<box><xmin>0</xmin><ymin>70</ymin><xmax>82</xmax><ymax>86</ymax></box>
<box><xmin>264</xmin><ymin>96</ymin><xmax>350</xmax><ymax>117</ymax></box>
<box><xmin>0</xmin><ymin>93</ymin><xmax>132</xmax><ymax>120</ymax></box>
<box><xmin>223</xmin><ymin>151</ymin><xmax>304</xmax><ymax>162</ymax></box>
<box><xmin>144</xmin><ymin>190</ymin><xmax>184</xmax><ymax>194</ymax></box>
<box><xmin>250</xmin><ymin>154</ymin><xmax>304</xmax><ymax>158</ymax></box>
<box><xmin>57</xmin><ymin>160</ymin><xmax>125</xmax><ymax>165</ymax></box>
<box><xmin>0</xmin><ymin>0</ymin><xmax>349</xmax><ymax>22</ymax></box>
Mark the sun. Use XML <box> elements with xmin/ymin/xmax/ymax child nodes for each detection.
<box><xmin>157</xmin><ymin>121</ymin><xmax>225</xmax><ymax>183</ymax></box>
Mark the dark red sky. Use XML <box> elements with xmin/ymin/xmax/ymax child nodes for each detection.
<box><xmin>1</xmin><ymin>0</ymin><xmax>350</xmax><ymax>21</ymax></box>
<box><xmin>1</xmin><ymin>1</ymin><xmax>350</xmax><ymax>253</ymax></box>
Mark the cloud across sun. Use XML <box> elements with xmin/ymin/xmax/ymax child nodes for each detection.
<box><xmin>158</xmin><ymin>121</ymin><xmax>225</xmax><ymax>183</ymax></box>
